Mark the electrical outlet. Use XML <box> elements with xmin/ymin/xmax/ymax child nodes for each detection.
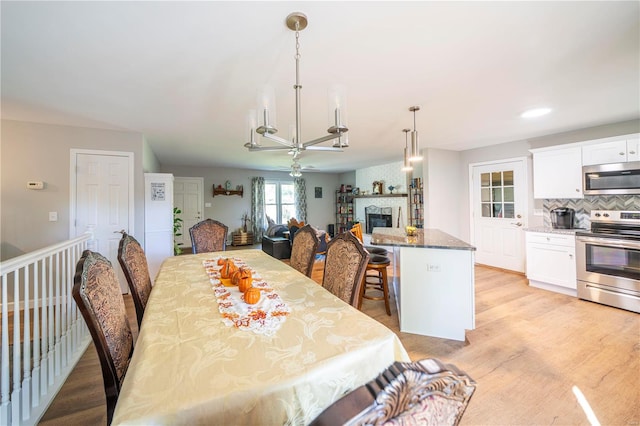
<box><xmin>426</xmin><ymin>264</ymin><xmax>441</xmax><ymax>272</ymax></box>
<box><xmin>49</xmin><ymin>211</ymin><xmax>58</xmax><ymax>222</ymax></box>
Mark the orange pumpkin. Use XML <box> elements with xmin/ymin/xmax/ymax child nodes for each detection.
<box><xmin>237</xmin><ymin>268</ymin><xmax>253</xmax><ymax>293</ymax></box>
<box><xmin>244</xmin><ymin>287</ymin><xmax>261</xmax><ymax>304</ymax></box>
<box><xmin>217</xmin><ymin>257</ymin><xmax>227</xmax><ymax>266</ymax></box>
<box><xmin>219</xmin><ymin>259</ymin><xmax>237</xmax><ymax>279</ymax></box>
<box><xmin>229</xmin><ymin>269</ymin><xmax>242</xmax><ymax>286</ymax></box>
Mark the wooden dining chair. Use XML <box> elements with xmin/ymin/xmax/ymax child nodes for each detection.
<box><xmin>73</xmin><ymin>250</ymin><xmax>134</xmax><ymax>426</ymax></box>
<box><xmin>117</xmin><ymin>232</ymin><xmax>152</xmax><ymax>328</ymax></box>
<box><xmin>310</xmin><ymin>358</ymin><xmax>476</xmax><ymax>426</ymax></box>
<box><xmin>322</xmin><ymin>231</ymin><xmax>369</xmax><ymax>308</ymax></box>
<box><xmin>189</xmin><ymin>218</ymin><xmax>229</xmax><ymax>253</ymax></box>
<box><xmin>289</xmin><ymin>224</ymin><xmax>320</xmax><ymax>277</ymax></box>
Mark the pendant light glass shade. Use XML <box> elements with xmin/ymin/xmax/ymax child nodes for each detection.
<box><xmin>327</xmin><ymin>85</ymin><xmax>348</xmax><ymax>133</ymax></box>
<box><xmin>244</xmin><ymin>109</ymin><xmax>259</xmax><ymax>148</ymax></box>
<box><xmin>256</xmin><ymin>85</ymin><xmax>277</xmax><ymax>135</ymax></box>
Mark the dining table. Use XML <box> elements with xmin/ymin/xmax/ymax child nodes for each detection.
<box><xmin>112</xmin><ymin>249</ymin><xmax>409</xmax><ymax>425</ymax></box>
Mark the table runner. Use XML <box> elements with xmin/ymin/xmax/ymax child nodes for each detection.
<box><xmin>203</xmin><ymin>257</ymin><xmax>291</xmax><ymax>336</ymax></box>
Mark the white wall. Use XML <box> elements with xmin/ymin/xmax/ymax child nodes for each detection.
<box><xmin>355</xmin><ymin>161</ymin><xmax>411</xmax><ymax>230</ymax></box>
<box><xmin>143</xmin><ymin>136</ymin><xmax>161</xmax><ymax>173</ymax></box>
<box><xmin>1</xmin><ymin>119</ymin><xmax>147</xmax><ymax>260</ymax></box>
<box><xmin>159</xmin><ymin>165</ymin><xmax>342</xmax><ymax>233</ymax></box>
<box><xmin>423</xmin><ymin>148</ymin><xmax>463</xmax><ymax>238</ymax></box>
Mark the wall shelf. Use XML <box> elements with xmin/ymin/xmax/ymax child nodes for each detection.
<box><xmin>213</xmin><ymin>186</ymin><xmax>243</xmax><ymax>197</ymax></box>
<box><xmin>354</xmin><ymin>193</ymin><xmax>408</xmax><ymax>198</ymax></box>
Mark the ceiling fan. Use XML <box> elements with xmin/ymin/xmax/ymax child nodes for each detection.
<box><xmin>273</xmin><ymin>154</ymin><xmax>315</xmax><ymax>177</ymax></box>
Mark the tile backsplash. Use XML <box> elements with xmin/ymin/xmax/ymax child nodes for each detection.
<box><xmin>543</xmin><ymin>195</ymin><xmax>640</xmax><ymax>229</ymax></box>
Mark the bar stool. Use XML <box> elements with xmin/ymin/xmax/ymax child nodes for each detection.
<box><xmin>350</xmin><ymin>223</ymin><xmax>387</xmax><ymax>256</ymax></box>
<box><xmin>359</xmin><ymin>254</ymin><xmax>391</xmax><ymax>316</ymax></box>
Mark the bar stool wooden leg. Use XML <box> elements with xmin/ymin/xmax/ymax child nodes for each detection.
<box><xmin>379</xmin><ymin>266</ymin><xmax>390</xmax><ymax>315</ymax></box>
<box><xmin>360</xmin><ymin>260</ymin><xmax>391</xmax><ymax>316</ymax></box>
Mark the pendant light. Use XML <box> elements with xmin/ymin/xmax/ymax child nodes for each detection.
<box><xmin>401</xmin><ymin>128</ymin><xmax>413</xmax><ymax>172</ymax></box>
<box><xmin>408</xmin><ymin>105</ymin><xmax>423</xmax><ymax>162</ymax></box>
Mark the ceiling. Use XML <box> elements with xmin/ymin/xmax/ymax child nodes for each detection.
<box><xmin>2</xmin><ymin>1</ymin><xmax>639</xmax><ymax>173</ymax></box>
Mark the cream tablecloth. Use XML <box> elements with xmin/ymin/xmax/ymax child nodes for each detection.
<box><xmin>112</xmin><ymin>249</ymin><xmax>409</xmax><ymax>425</ymax></box>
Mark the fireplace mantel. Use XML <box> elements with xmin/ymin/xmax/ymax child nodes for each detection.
<box><xmin>354</xmin><ymin>194</ymin><xmax>408</xmax><ymax>198</ymax></box>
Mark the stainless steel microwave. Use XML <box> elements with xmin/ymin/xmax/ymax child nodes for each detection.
<box><xmin>583</xmin><ymin>161</ymin><xmax>640</xmax><ymax>195</ymax></box>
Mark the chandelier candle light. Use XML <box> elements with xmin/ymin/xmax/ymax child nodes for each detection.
<box><xmin>244</xmin><ymin>12</ymin><xmax>349</xmax><ymax>177</ymax></box>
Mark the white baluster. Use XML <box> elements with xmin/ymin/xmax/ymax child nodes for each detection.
<box><xmin>32</xmin><ymin>260</ymin><xmax>41</xmax><ymax>407</ymax></box>
<box><xmin>22</xmin><ymin>265</ymin><xmax>31</xmax><ymax>421</ymax></box>
<box><xmin>47</xmin><ymin>255</ymin><xmax>54</xmax><ymax>387</ymax></box>
<box><xmin>12</xmin><ymin>271</ymin><xmax>21</xmax><ymax>426</ymax></box>
<box><xmin>60</xmin><ymin>249</ymin><xmax>68</xmax><ymax>368</ymax></box>
<box><xmin>54</xmin><ymin>252</ymin><xmax>61</xmax><ymax>376</ymax></box>
<box><xmin>1</xmin><ymin>274</ymin><xmax>10</xmax><ymax>424</ymax></box>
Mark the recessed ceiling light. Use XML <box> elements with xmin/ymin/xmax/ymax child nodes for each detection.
<box><xmin>521</xmin><ymin>107</ymin><xmax>552</xmax><ymax>118</ymax></box>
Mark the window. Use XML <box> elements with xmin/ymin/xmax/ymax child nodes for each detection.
<box><xmin>480</xmin><ymin>170</ymin><xmax>514</xmax><ymax>218</ymax></box>
<box><xmin>265</xmin><ymin>181</ymin><xmax>295</xmax><ymax>224</ymax></box>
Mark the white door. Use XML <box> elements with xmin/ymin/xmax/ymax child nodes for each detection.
<box><xmin>72</xmin><ymin>151</ymin><xmax>133</xmax><ymax>293</ymax></box>
<box><xmin>173</xmin><ymin>177</ymin><xmax>204</xmax><ymax>252</ymax></box>
<box><xmin>470</xmin><ymin>158</ymin><xmax>528</xmax><ymax>272</ymax></box>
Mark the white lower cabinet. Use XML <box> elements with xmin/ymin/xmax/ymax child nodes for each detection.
<box><xmin>525</xmin><ymin>232</ymin><xmax>577</xmax><ymax>296</ymax></box>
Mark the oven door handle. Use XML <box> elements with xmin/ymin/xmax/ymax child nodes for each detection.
<box><xmin>576</xmin><ymin>236</ymin><xmax>640</xmax><ymax>250</ymax></box>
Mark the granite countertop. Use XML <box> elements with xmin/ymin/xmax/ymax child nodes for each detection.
<box><xmin>524</xmin><ymin>227</ymin><xmax>586</xmax><ymax>235</ymax></box>
<box><xmin>370</xmin><ymin>227</ymin><xmax>476</xmax><ymax>251</ymax></box>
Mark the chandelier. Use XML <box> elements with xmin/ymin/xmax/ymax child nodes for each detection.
<box><xmin>244</xmin><ymin>12</ymin><xmax>349</xmax><ymax>175</ymax></box>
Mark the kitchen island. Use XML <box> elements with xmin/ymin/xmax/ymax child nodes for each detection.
<box><xmin>370</xmin><ymin>227</ymin><xmax>476</xmax><ymax>341</ymax></box>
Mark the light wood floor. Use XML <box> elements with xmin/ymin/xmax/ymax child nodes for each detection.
<box><xmin>40</xmin><ymin>256</ymin><xmax>640</xmax><ymax>425</ymax></box>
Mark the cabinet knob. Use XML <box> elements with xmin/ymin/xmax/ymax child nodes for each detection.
<box><xmin>569</xmin><ymin>254</ymin><xmax>573</xmax><ymax>259</ymax></box>
<box><xmin>620</xmin><ymin>152</ymin><xmax>625</xmax><ymax>155</ymax></box>
<box><xmin>630</xmin><ymin>151</ymin><xmax>636</xmax><ymax>155</ymax></box>
<box><xmin>576</xmin><ymin>188</ymin><xmax>580</xmax><ymax>192</ymax></box>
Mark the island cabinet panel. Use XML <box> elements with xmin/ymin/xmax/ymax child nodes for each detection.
<box><xmin>397</xmin><ymin>247</ymin><xmax>475</xmax><ymax>341</ymax></box>
<box><xmin>370</xmin><ymin>227</ymin><xmax>476</xmax><ymax>342</ymax></box>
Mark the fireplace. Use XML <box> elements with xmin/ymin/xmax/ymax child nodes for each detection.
<box><xmin>365</xmin><ymin>205</ymin><xmax>393</xmax><ymax>234</ymax></box>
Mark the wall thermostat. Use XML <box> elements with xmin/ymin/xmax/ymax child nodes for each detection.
<box><xmin>27</xmin><ymin>181</ymin><xmax>44</xmax><ymax>190</ymax></box>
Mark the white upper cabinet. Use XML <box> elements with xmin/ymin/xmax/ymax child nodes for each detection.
<box><xmin>532</xmin><ymin>146</ymin><xmax>583</xmax><ymax>199</ymax></box>
<box><xmin>628</xmin><ymin>137</ymin><xmax>640</xmax><ymax>162</ymax></box>
<box><xmin>582</xmin><ymin>134</ymin><xmax>640</xmax><ymax>166</ymax></box>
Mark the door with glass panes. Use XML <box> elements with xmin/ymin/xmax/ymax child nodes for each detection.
<box><xmin>471</xmin><ymin>159</ymin><xmax>527</xmax><ymax>272</ymax></box>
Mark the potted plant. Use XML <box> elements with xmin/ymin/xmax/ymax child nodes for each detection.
<box><xmin>241</xmin><ymin>212</ymin><xmax>251</xmax><ymax>233</ymax></box>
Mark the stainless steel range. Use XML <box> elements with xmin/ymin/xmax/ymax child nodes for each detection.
<box><xmin>575</xmin><ymin>210</ymin><xmax>640</xmax><ymax>313</ymax></box>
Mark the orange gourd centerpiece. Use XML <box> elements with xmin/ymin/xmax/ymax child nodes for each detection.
<box><xmin>236</xmin><ymin>268</ymin><xmax>253</xmax><ymax>293</ymax></box>
<box><xmin>219</xmin><ymin>259</ymin><xmax>237</xmax><ymax>279</ymax></box>
<box><xmin>244</xmin><ymin>287</ymin><xmax>261</xmax><ymax>304</ymax></box>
